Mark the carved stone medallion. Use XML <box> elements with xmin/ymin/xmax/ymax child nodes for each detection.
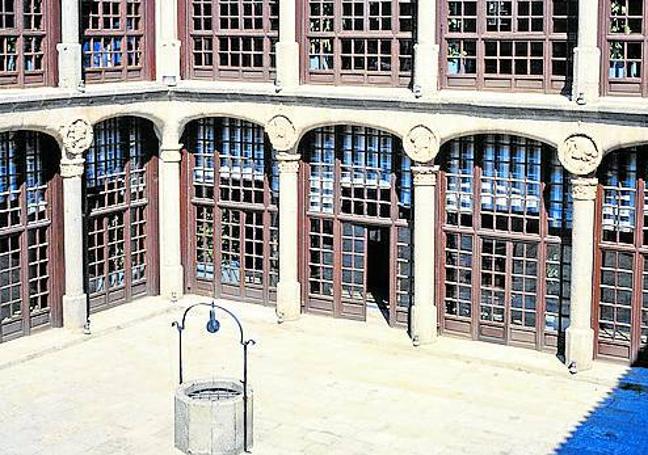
<box><xmin>266</xmin><ymin>115</ymin><xmax>297</xmax><ymax>151</ymax></box>
<box><xmin>558</xmin><ymin>134</ymin><xmax>601</xmax><ymax>176</ymax></box>
<box><xmin>403</xmin><ymin>125</ymin><xmax>439</xmax><ymax>163</ymax></box>
<box><xmin>60</xmin><ymin>119</ymin><xmax>94</xmax><ymax>159</ymax></box>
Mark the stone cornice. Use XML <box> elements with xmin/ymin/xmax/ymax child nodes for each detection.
<box><xmin>0</xmin><ymin>86</ymin><xmax>646</xmax><ymax>128</ymax></box>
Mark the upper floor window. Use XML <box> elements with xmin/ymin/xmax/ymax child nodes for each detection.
<box><xmin>603</xmin><ymin>0</ymin><xmax>648</xmax><ymax>96</ymax></box>
<box><xmin>0</xmin><ymin>0</ymin><xmax>57</xmax><ymax>88</ymax></box>
<box><xmin>304</xmin><ymin>0</ymin><xmax>414</xmax><ymax>86</ymax></box>
<box><xmin>441</xmin><ymin>0</ymin><xmax>577</xmax><ymax>93</ymax></box>
<box><xmin>182</xmin><ymin>0</ymin><xmax>278</xmax><ymax>81</ymax></box>
<box><xmin>81</xmin><ymin>0</ymin><xmax>155</xmax><ymax>83</ymax></box>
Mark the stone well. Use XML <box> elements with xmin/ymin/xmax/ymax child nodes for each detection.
<box><xmin>175</xmin><ymin>378</ymin><xmax>253</xmax><ymax>455</ymax></box>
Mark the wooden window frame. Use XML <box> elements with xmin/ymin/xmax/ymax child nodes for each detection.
<box><xmin>439</xmin><ymin>0</ymin><xmax>577</xmax><ymax>93</ymax></box>
<box><xmin>437</xmin><ymin>135</ymin><xmax>572</xmax><ymax>352</ymax></box>
<box><xmin>300</xmin><ymin>0</ymin><xmax>414</xmax><ymax>86</ymax></box>
<box><xmin>179</xmin><ymin>0</ymin><xmax>278</xmax><ymax>81</ymax></box>
<box><xmin>81</xmin><ymin>0</ymin><xmax>156</xmax><ymax>83</ymax></box>
<box><xmin>594</xmin><ymin>146</ymin><xmax>648</xmax><ymax>363</ymax></box>
<box><xmin>0</xmin><ymin>0</ymin><xmax>59</xmax><ymax>88</ymax></box>
<box><xmin>181</xmin><ymin>118</ymin><xmax>279</xmax><ymax>305</ymax></box>
<box><xmin>600</xmin><ymin>0</ymin><xmax>648</xmax><ymax>96</ymax></box>
<box><xmin>84</xmin><ymin>117</ymin><xmax>160</xmax><ymax>313</ymax></box>
<box><xmin>300</xmin><ymin>126</ymin><xmax>413</xmax><ymax>326</ymax></box>
<box><xmin>0</xmin><ymin>131</ymin><xmax>64</xmax><ymax>342</ymax></box>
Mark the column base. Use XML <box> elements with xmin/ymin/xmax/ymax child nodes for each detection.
<box><xmin>573</xmin><ymin>46</ymin><xmax>601</xmax><ymax>104</ymax></box>
<box><xmin>411</xmin><ymin>304</ymin><xmax>438</xmax><ymax>346</ymax></box>
<box><xmin>565</xmin><ymin>327</ymin><xmax>595</xmax><ymax>373</ymax></box>
<box><xmin>413</xmin><ymin>43</ymin><xmax>440</xmax><ymax>98</ymax></box>
<box><xmin>57</xmin><ymin>43</ymin><xmax>82</xmax><ymax>90</ymax></box>
<box><xmin>275</xmin><ymin>42</ymin><xmax>300</xmax><ymax>91</ymax></box>
<box><xmin>63</xmin><ymin>293</ymin><xmax>88</xmax><ymax>331</ymax></box>
<box><xmin>276</xmin><ymin>281</ymin><xmax>301</xmax><ymax>323</ymax></box>
<box><xmin>160</xmin><ymin>265</ymin><xmax>185</xmax><ymax>301</ymax></box>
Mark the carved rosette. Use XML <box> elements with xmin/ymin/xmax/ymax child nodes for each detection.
<box><xmin>411</xmin><ymin>166</ymin><xmax>439</xmax><ymax>186</ymax></box>
<box><xmin>571</xmin><ymin>177</ymin><xmax>598</xmax><ymax>201</ymax></box>
<box><xmin>266</xmin><ymin>115</ymin><xmax>297</xmax><ymax>152</ymax></box>
<box><xmin>60</xmin><ymin>119</ymin><xmax>94</xmax><ymax>160</ymax></box>
<box><xmin>403</xmin><ymin>125</ymin><xmax>439</xmax><ymax>163</ymax></box>
<box><xmin>558</xmin><ymin>134</ymin><xmax>601</xmax><ymax>176</ymax></box>
<box><xmin>277</xmin><ymin>152</ymin><xmax>300</xmax><ymax>173</ymax></box>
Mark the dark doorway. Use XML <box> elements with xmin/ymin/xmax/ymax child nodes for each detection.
<box><xmin>367</xmin><ymin>226</ymin><xmax>391</xmax><ymax>322</ymax></box>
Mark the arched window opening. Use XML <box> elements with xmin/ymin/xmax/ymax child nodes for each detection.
<box><xmin>439</xmin><ymin>134</ymin><xmax>572</xmax><ymax>351</ymax></box>
<box><xmin>596</xmin><ymin>145</ymin><xmax>648</xmax><ymax>363</ymax></box>
<box><xmin>84</xmin><ymin>117</ymin><xmax>159</xmax><ymax>312</ymax></box>
<box><xmin>182</xmin><ymin>118</ymin><xmax>279</xmax><ymax>304</ymax></box>
<box><xmin>302</xmin><ymin>126</ymin><xmax>412</xmax><ymax>324</ymax></box>
<box><xmin>0</xmin><ymin>131</ymin><xmax>62</xmax><ymax>341</ymax></box>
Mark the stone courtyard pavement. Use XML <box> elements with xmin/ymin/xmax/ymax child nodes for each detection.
<box><xmin>0</xmin><ymin>295</ymin><xmax>643</xmax><ymax>455</ymax></box>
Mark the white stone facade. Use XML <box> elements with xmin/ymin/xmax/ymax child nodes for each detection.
<box><xmin>0</xmin><ymin>1</ymin><xmax>647</xmax><ymax>371</ymax></box>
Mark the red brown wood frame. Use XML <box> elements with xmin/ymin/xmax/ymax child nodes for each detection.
<box><xmin>300</xmin><ymin>0</ymin><xmax>413</xmax><ymax>86</ymax></box>
<box><xmin>181</xmin><ymin>118</ymin><xmax>278</xmax><ymax>305</ymax></box>
<box><xmin>0</xmin><ymin>131</ymin><xmax>64</xmax><ymax>343</ymax></box>
<box><xmin>81</xmin><ymin>0</ymin><xmax>156</xmax><ymax>83</ymax></box>
<box><xmin>438</xmin><ymin>0</ymin><xmax>577</xmax><ymax>93</ymax></box>
<box><xmin>599</xmin><ymin>0</ymin><xmax>648</xmax><ymax>97</ymax></box>
<box><xmin>84</xmin><ymin>117</ymin><xmax>159</xmax><ymax>313</ymax></box>
<box><xmin>593</xmin><ymin>147</ymin><xmax>648</xmax><ymax>363</ymax></box>
<box><xmin>299</xmin><ymin>126</ymin><xmax>412</xmax><ymax>326</ymax></box>
<box><xmin>179</xmin><ymin>0</ymin><xmax>278</xmax><ymax>81</ymax></box>
<box><xmin>436</xmin><ymin>135</ymin><xmax>572</xmax><ymax>352</ymax></box>
<box><xmin>0</xmin><ymin>0</ymin><xmax>59</xmax><ymax>88</ymax></box>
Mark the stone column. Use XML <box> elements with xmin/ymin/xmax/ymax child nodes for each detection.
<box><xmin>275</xmin><ymin>0</ymin><xmax>299</xmax><ymax>90</ymax></box>
<box><xmin>411</xmin><ymin>166</ymin><xmax>439</xmax><ymax>345</ymax></box>
<box><xmin>572</xmin><ymin>0</ymin><xmax>601</xmax><ymax>103</ymax></box>
<box><xmin>58</xmin><ymin>0</ymin><xmax>82</xmax><ymax>89</ymax></box>
<box><xmin>157</xmin><ymin>0</ymin><xmax>181</xmax><ymax>83</ymax></box>
<box><xmin>275</xmin><ymin>152</ymin><xmax>301</xmax><ymax>322</ymax></box>
<box><xmin>413</xmin><ymin>0</ymin><xmax>440</xmax><ymax>97</ymax></box>
<box><xmin>565</xmin><ymin>177</ymin><xmax>597</xmax><ymax>372</ymax></box>
<box><xmin>159</xmin><ymin>135</ymin><xmax>184</xmax><ymax>300</ymax></box>
<box><xmin>59</xmin><ymin>119</ymin><xmax>94</xmax><ymax>330</ymax></box>
<box><xmin>61</xmin><ymin>160</ymin><xmax>87</xmax><ymax>329</ymax></box>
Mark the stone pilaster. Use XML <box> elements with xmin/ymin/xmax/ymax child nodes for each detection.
<box><xmin>157</xmin><ymin>0</ymin><xmax>181</xmax><ymax>83</ymax></box>
<box><xmin>159</xmin><ymin>138</ymin><xmax>184</xmax><ymax>300</ymax></box>
<box><xmin>275</xmin><ymin>0</ymin><xmax>299</xmax><ymax>90</ymax></box>
<box><xmin>275</xmin><ymin>152</ymin><xmax>302</xmax><ymax>322</ymax></box>
<box><xmin>572</xmin><ymin>1</ymin><xmax>601</xmax><ymax>103</ymax></box>
<box><xmin>565</xmin><ymin>177</ymin><xmax>598</xmax><ymax>372</ymax></box>
<box><xmin>411</xmin><ymin>165</ymin><xmax>439</xmax><ymax>345</ymax></box>
<box><xmin>413</xmin><ymin>0</ymin><xmax>439</xmax><ymax>97</ymax></box>
<box><xmin>57</xmin><ymin>0</ymin><xmax>82</xmax><ymax>89</ymax></box>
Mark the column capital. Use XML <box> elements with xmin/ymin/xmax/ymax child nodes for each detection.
<box><xmin>160</xmin><ymin>144</ymin><xmax>183</xmax><ymax>163</ymax></box>
<box><xmin>571</xmin><ymin>177</ymin><xmax>598</xmax><ymax>200</ymax></box>
<box><xmin>412</xmin><ymin>165</ymin><xmax>439</xmax><ymax>186</ymax></box>
<box><xmin>277</xmin><ymin>152</ymin><xmax>300</xmax><ymax>173</ymax></box>
<box><xmin>60</xmin><ymin>158</ymin><xmax>85</xmax><ymax>178</ymax></box>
